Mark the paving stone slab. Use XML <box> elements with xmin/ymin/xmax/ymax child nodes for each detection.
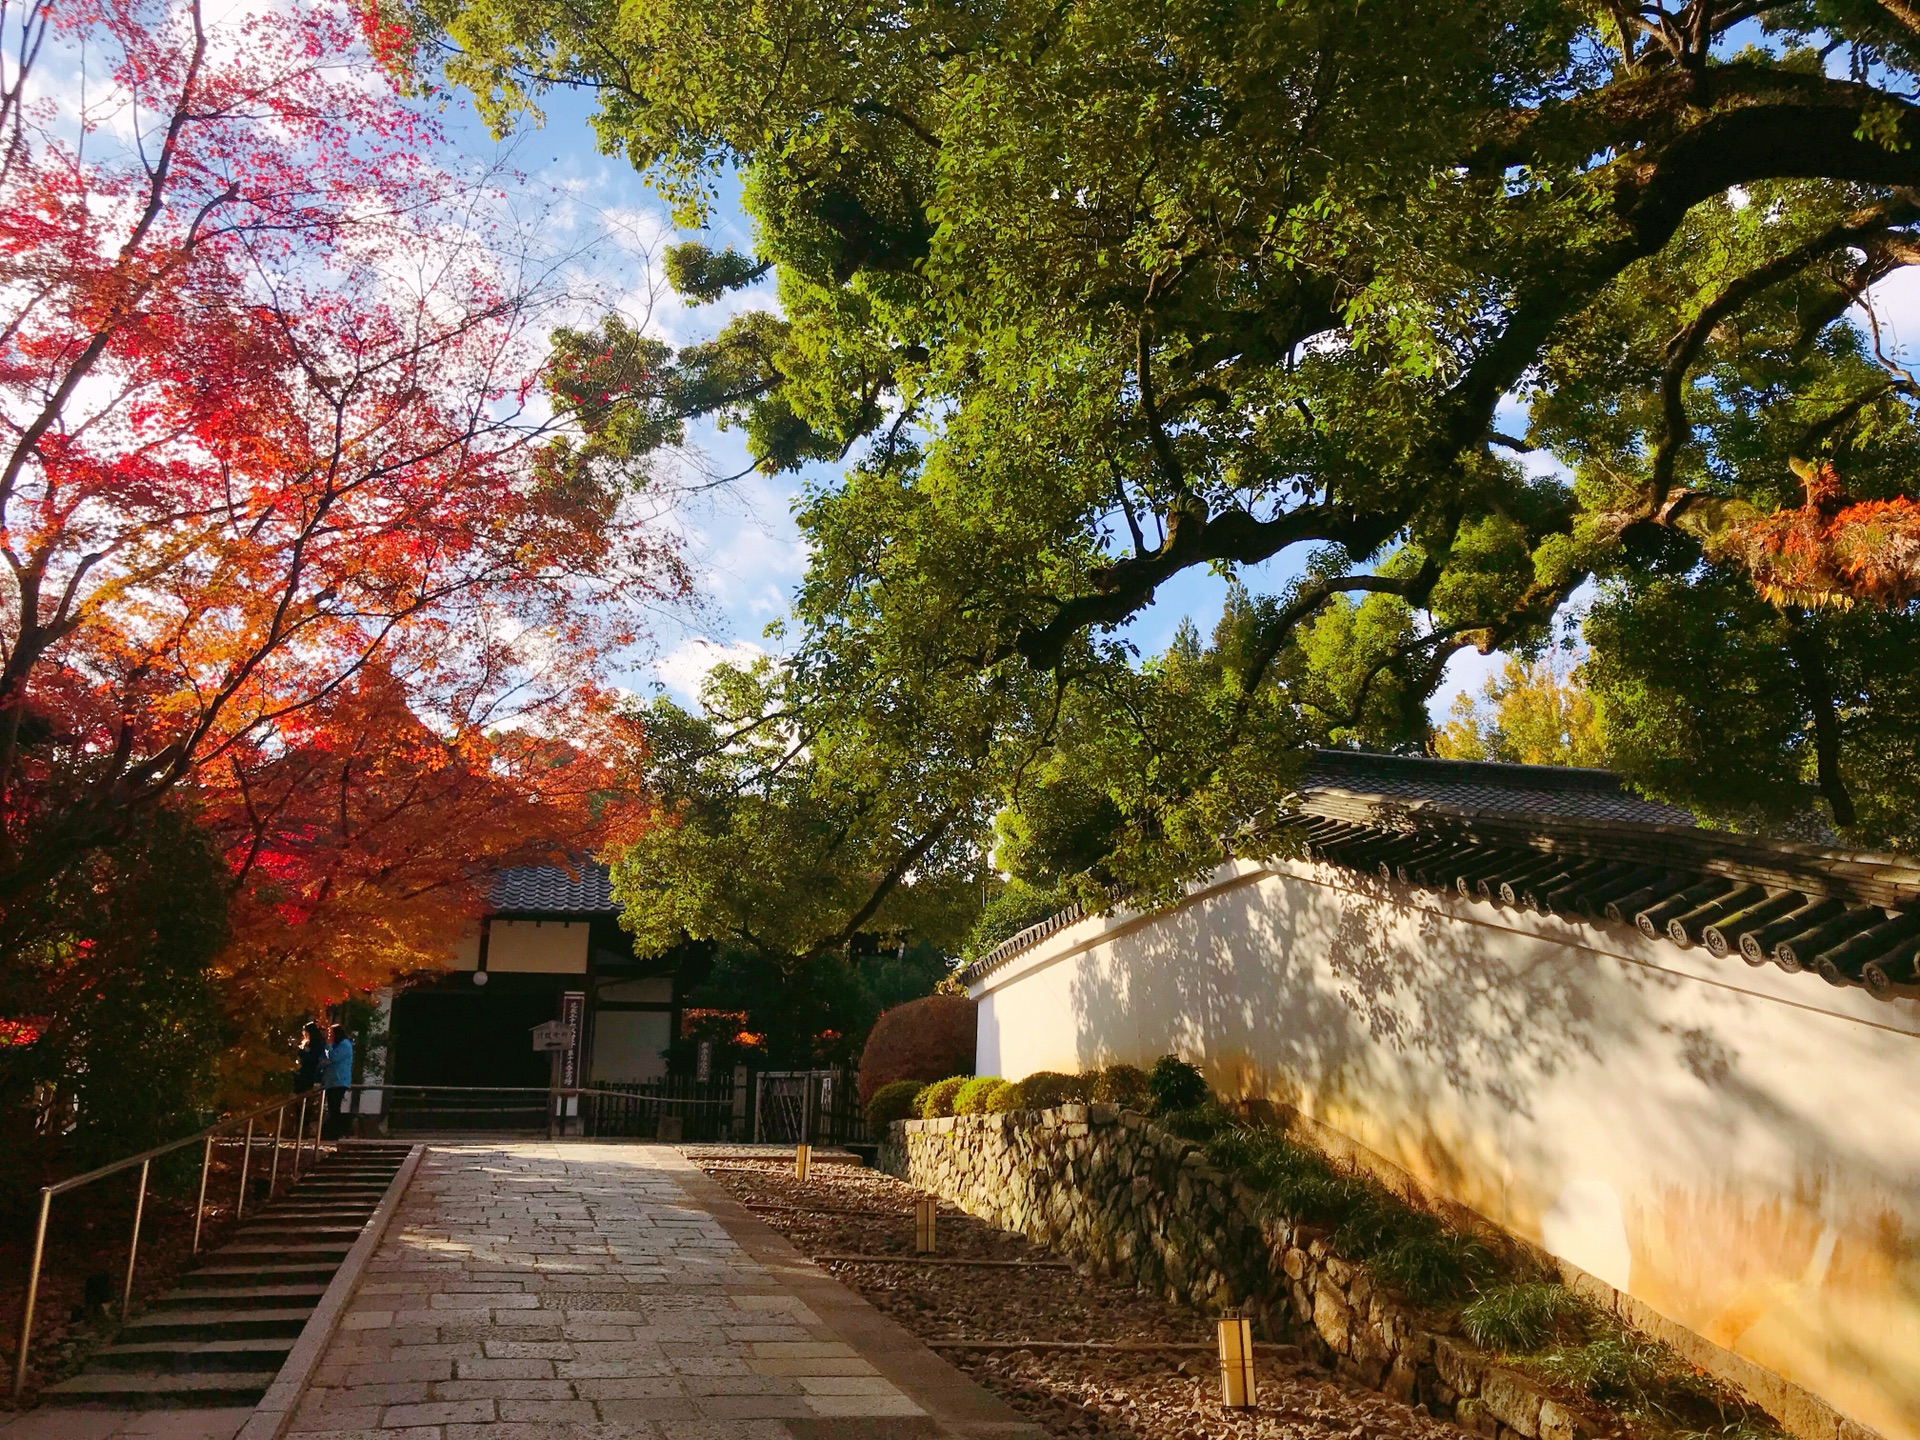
<box><xmin>279</xmin><ymin>1142</ymin><xmax>1042</xmax><ymax>1440</ymax></box>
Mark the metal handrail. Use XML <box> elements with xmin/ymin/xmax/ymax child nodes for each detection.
<box><xmin>11</xmin><ymin>1085</ymin><xmax>326</xmax><ymax>1399</ymax></box>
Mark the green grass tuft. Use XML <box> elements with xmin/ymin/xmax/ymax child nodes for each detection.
<box><xmin>1372</xmin><ymin>1227</ymin><xmax>1496</xmax><ymax>1305</ymax></box>
<box><xmin>1461</xmin><ymin>1283</ymin><xmax>1585</xmax><ymax>1351</ymax></box>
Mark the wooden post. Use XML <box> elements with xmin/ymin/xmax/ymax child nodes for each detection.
<box><xmin>1218</xmin><ymin>1312</ymin><xmax>1256</xmax><ymax>1408</ymax></box>
<box><xmin>914</xmin><ymin>1196</ymin><xmax>936</xmax><ymax>1253</ymax></box>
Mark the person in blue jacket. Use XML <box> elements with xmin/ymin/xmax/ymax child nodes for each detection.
<box><xmin>322</xmin><ymin>1023</ymin><xmax>354</xmax><ymax>1138</ymax></box>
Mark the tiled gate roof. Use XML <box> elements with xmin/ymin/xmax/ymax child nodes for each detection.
<box><xmin>959</xmin><ymin>751</ymin><xmax>1920</xmax><ymax>1002</ymax></box>
<box><xmin>488</xmin><ymin>863</ymin><xmax>619</xmax><ymax>915</ymax></box>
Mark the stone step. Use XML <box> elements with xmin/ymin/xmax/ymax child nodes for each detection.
<box><xmin>148</xmin><ymin>1284</ymin><xmax>327</xmax><ymax>1310</ymax></box>
<box><xmin>212</xmin><ymin>1241</ymin><xmax>350</xmax><ymax>1262</ymax></box>
<box><xmin>41</xmin><ymin>1370</ymin><xmax>280</xmax><ymax>1408</ymax></box>
<box><xmin>90</xmin><ymin>1337</ymin><xmax>297</xmax><ymax>1373</ymax></box>
<box><xmin>177</xmin><ymin>1263</ymin><xmax>336</xmax><ymax>1288</ymax></box>
<box><xmin>121</xmin><ymin>1308</ymin><xmax>312</xmax><ymax>1341</ymax></box>
<box><xmin>231</xmin><ymin>1224</ymin><xmax>364</xmax><ymax>1242</ymax></box>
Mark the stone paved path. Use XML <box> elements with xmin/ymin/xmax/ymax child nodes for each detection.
<box><xmin>283</xmin><ymin>1142</ymin><xmax>1038</xmax><ymax>1440</ymax></box>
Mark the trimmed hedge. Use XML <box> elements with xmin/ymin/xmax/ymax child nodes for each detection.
<box><xmin>981</xmin><ymin>1079</ymin><xmax>1022</xmax><ymax>1113</ymax></box>
<box><xmin>1090</xmin><ymin>1063</ymin><xmax>1149</xmax><ymax>1108</ymax></box>
<box><xmin>1147</xmin><ymin>1054</ymin><xmax>1208</xmax><ymax>1112</ymax></box>
<box><xmin>857</xmin><ymin>994</ymin><xmax>976</xmax><ymax>1106</ymax></box>
<box><xmin>889</xmin><ymin>1063</ymin><xmax>1200</xmax><ymax>1122</ymax></box>
<box><xmin>916</xmin><ymin>1075</ymin><xmax>971</xmax><ymax>1118</ymax></box>
<box><xmin>952</xmin><ymin>1076</ymin><xmax>1006</xmax><ymax>1115</ymax></box>
<box><xmin>1013</xmin><ymin>1070</ymin><xmax>1089</xmax><ymax>1109</ymax></box>
<box><xmin>865</xmin><ymin>1079</ymin><xmax>925</xmax><ymax>1132</ymax></box>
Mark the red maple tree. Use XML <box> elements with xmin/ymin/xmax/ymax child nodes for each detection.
<box><xmin>0</xmin><ymin>0</ymin><xmax>676</xmax><ymax>996</ymax></box>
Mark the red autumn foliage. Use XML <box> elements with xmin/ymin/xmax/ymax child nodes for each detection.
<box><xmin>1723</xmin><ymin>460</ymin><xmax>1920</xmax><ymax>607</ymax></box>
<box><xmin>857</xmin><ymin>993</ymin><xmax>977</xmax><ymax>1105</ymax></box>
<box><xmin>0</xmin><ymin>0</ymin><xmax>678</xmax><ymax>1051</ymax></box>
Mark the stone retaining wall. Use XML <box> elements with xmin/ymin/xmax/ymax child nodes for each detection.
<box><xmin>886</xmin><ymin>1106</ymin><xmax>1683</xmax><ymax>1440</ymax></box>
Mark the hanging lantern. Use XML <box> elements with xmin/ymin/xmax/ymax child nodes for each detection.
<box><xmin>914</xmin><ymin>1196</ymin><xmax>937</xmax><ymax>1253</ymax></box>
<box><xmin>1217</xmin><ymin>1309</ymin><xmax>1256</xmax><ymax>1409</ymax></box>
<box><xmin>795</xmin><ymin>1143</ymin><xmax>811</xmax><ymax>1181</ymax></box>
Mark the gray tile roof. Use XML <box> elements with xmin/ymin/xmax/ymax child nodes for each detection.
<box><xmin>1303</xmin><ymin>749</ymin><xmax>1696</xmax><ymax>825</ymax></box>
<box><xmin>957</xmin><ymin>751</ymin><xmax>1920</xmax><ymax>1002</ymax></box>
<box><xmin>488</xmin><ymin>863</ymin><xmax>618</xmax><ymax>915</ymax></box>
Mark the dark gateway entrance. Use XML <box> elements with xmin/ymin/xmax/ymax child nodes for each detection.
<box><xmin>390</xmin><ymin>973</ymin><xmax>558</xmax><ymax>1089</ymax></box>
<box><xmin>383</xmin><ymin>863</ymin><xmax>686</xmax><ymax>1130</ymax></box>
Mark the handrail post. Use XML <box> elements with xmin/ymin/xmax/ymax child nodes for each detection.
<box><xmin>12</xmin><ymin>1187</ymin><xmax>51</xmax><ymax>1399</ymax></box>
<box><xmin>268</xmin><ymin>1101</ymin><xmax>285</xmax><ymax>1197</ymax></box>
<box><xmin>191</xmin><ymin>1134</ymin><xmax>213</xmax><ymax>1254</ymax></box>
<box><xmin>236</xmin><ymin>1118</ymin><xmax>254</xmax><ymax>1217</ymax></box>
<box><xmin>122</xmin><ymin>1158</ymin><xmax>150</xmax><ymax>1320</ymax></box>
<box><xmin>310</xmin><ymin>1087</ymin><xmax>324</xmax><ymax>1159</ymax></box>
<box><xmin>292</xmin><ymin>1095</ymin><xmax>308</xmax><ymax>1180</ymax></box>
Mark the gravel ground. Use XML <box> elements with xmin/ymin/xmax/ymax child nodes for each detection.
<box><xmin>689</xmin><ymin>1153</ymin><xmax>1469</xmax><ymax>1440</ymax></box>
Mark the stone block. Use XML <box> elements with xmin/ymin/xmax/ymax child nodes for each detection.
<box><xmin>1313</xmin><ymin>1283</ymin><xmax>1354</xmax><ymax>1355</ymax></box>
<box><xmin>1539</xmin><ymin>1400</ymin><xmax>1596</xmax><ymax>1440</ymax></box>
<box><xmin>1281</xmin><ymin>1247</ymin><xmax>1308</xmax><ymax>1280</ymax></box>
<box><xmin>1385</xmin><ymin>1356</ymin><xmax>1419</xmax><ymax>1403</ymax></box>
<box><xmin>1481</xmin><ymin>1368</ymin><xmax>1545</xmax><ymax>1439</ymax></box>
<box><xmin>1433</xmin><ymin>1335</ymin><xmax>1482</xmax><ymax>1397</ymax></box>
<box><xmin>1455</xmin><ymin>1398</ymin><xmax>1500</xmax><ymax>1437</ymax></box>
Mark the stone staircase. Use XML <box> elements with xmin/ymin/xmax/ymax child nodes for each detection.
<box><xmin>43</xmin><ymin>1141</ymin><xmax>413</xmax><ymax>1408</ymax></box>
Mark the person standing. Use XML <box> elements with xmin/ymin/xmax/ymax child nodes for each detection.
<box><xmin>295</xmin><ymin>1021</ymin><xmax>327</xmax><ymax>1094</ymax></box>
<box><xmin>322</xmin><ymin>1023</ymin><xmax>354</xmax><ymax>1139</ymax></box>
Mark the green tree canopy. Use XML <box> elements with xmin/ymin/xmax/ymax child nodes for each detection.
<box><xmin>412</xmin><ymin>0</ymin><xmax>1920</xmax><ymax>901</ymax></box>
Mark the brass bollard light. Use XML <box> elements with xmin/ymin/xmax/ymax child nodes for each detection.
<box><xmin>1218</xmin><ymin>1309</ymin><xmax>1256</xmax><ymax>1409</ymax></box>
<box><xmin>914</xmin><ymin>1196</ymin><xmax>937</xmax><ymax>1253</ymax></box>
<box><xmin>794</xmin><ymin>1143</ymin><xmax>811</xmax><ymax>1181</ymax></box>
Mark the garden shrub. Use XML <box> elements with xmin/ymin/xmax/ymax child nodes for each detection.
<box><xmin>1147</xmin><ymin>1053</ymin><xmax>1209</xmax><ymax>1113</ymax></box>
<box><xmin>865</xmin><ymin>1079</ymin><xmax>924</xmax><ymax>1132</ymax></box>
<box><xmin>982</xmin><ymin>1079</ymin><xmax>1022</xmax><ymax>1112</ymax></box>
<box><xmin>856</xmin><ymin>993</ymin><xmax>975</xmax><ymax>1105</ymax></box>
<box><xmin>1090</xmin><ymin>1063</ymin><xmax>1150</xmax><ymax>1109</ymax></box>
<box><xmin>1013</xmin><ymin>1070</ymin><xmax>1088</xmax><ymax>1109</ymax></box>
<box><xmin>952</xmin><ymin>1076</ymin><xmax>1007</xmax><ymax>1114</ymax></box>
<box><xmin>916</xmin><ymin>1075</ymin><xmax>970</xmax><ymax>1118</ymax></box>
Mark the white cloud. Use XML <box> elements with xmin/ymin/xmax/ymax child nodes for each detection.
<box><xmin>654</xmin><ymin>638</ymin><xmax>767</xmax><ymax>704</ymax></box>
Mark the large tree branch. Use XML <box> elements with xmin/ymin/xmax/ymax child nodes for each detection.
<box><xmin>1649</xmin><ymin>199</ymin><xmax>1920</xmax><ymax>498</ymax></box>
<box><xmin>804</xmin><ymin>799</ymin><xmax>964</xmax><ymax>959</ymax></box>
<box><xmin>1014</xmin><ymin>500</ymin><xmax>1402</xmax><ymax>670</ymax></box>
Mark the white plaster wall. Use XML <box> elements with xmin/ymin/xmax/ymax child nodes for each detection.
<box><xmin>970</xmin><ymin>858</ymin><xmax>1920</xmax><ymax>1439</ymax></box>
<box><xmin>590</xmin><ymin>1010</ymin><xmax>671</xmax><ymax>1082</ymax></box>
<box><xmin>487</xmin><ymin>919</ymin><xmax>588</xmax><ymax>974</ymax></box>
